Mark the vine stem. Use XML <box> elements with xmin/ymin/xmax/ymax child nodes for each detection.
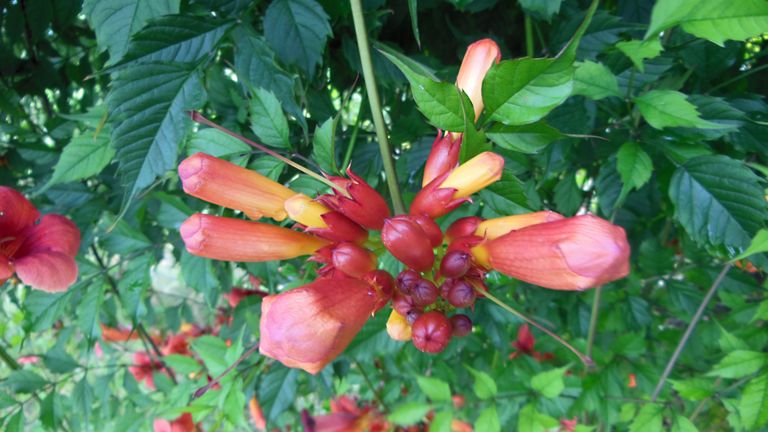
<box><xmin>650</xmin><ymin>263</ymin><xmax>732</xmax><ymax>402</ymax></box>
<box><xmin>0</xmin><ymin>343</ymin><xmax>21</xmax><ymax>370</ymax></box>
<box><xmin>189</xmin><ymin>111</ymin><xmax>350</xmax><ymax>198</ymax></box>
<box><xmin>524</xmin><ymin>15</ymin><xmax>534</xmax><ymax>57</ymax></box>
<box><xmin>349</xmin><ymin>0</ymin><xmax>406</xmax><ymax>215</ymax></box>
<box><xmin>585</xmin><ymin>286</ymin><xmax>601</xmax><ymax>362</ymax></box>
<box><xmin>192</xmin><ymin>341</ymin><xmax>260</xmax><ymax>400</ymax></box>
<box><xmin>474</xmin><ymin>285</ymin><xmax>593</xmax><ymax>367</ymax></box>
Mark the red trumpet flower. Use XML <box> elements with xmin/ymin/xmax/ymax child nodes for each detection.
<box><xmin>456</xmin><ymin>38</ymin><xmax>502</xmax><ymax>121</ymax></box>
<box><xmin>319</xmin><ymin>168</ymin><xmax>391</xmax><ymax>230</ymax></box>
<box><xmin>423</xmin><ymin>131</ymin><xmax>462</xmax><ymax>187</ymax></box>
<box><xmin>153</xmin><ymin>413</ymin><xmax>198</xmax><ymax>432</ymax></box>
<box><xmin>473</xmin><ymin>215</ymin><xmax>630</xmax><ymax>290</ymax></box>
<box><xmin>0</xmin><ymin>186</ymin><xmax>80</xmax><ymax>292</ymax></box>
<box><xmin>259</xmin><ymin>278</ymin><xmax>378</xmax><ymax>374</ymax></box>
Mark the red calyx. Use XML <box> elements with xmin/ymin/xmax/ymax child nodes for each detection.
<box><xmin>306</xmin><ymin>211</ymin><xmax>368</xmax><ymax>244</ymax></box>
<box><xmin>320</xmin><ymin>169</ymin><xmax>391</xmax><ymax>230</ymax></box>
<box><xmin>412</xmin><ymin>311</ymin><xmax>452</xmax><ymax>353</ymax></box>
<box><xmin>409</xmin><ymin>213</ymin><xmax>443</xmax><ymax>248</ymax></box>
<box><xmin>362</xmin><ymin>270</ymin><xmax>394</xmax><ymax>312</ymax></box>
<box><xmin>409</xmin><ymin>171</ymin><xmax>468</xmax><ymax>219</ymax></box>
<box><xmin>381</xmin><ymin>216</ymin><xmax>435</xmax><ymax>272</ymax></box>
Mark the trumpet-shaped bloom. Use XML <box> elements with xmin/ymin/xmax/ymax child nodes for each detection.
<box><xmin>284</xmin><ymin>193</ymin><xmax>331</xmax><ymax>228</ymax></box>
<box><xmin>0</xmin><ymin>187</ymin><xmax>80</xmax><ymax>292</ymax></box>
<box><xmin>320</xmin><ymin>169</ymin><xmax>390</xmax><ymax>230</ymax></box>
<box><xmin>259</xmin><ymin>278</ymin><xmax>377</xmax><ymax>374</ymax></box>
<box><xmin>423</xmin><ymin>132</ymin><xmax>462</xmax><ymax>187</ymax></box>
<box><xmin>410</xmin><ymin>152</ymin><xmax>504</xmax><ymax>219</ymax></box>
<box><xmin>476</xmin><ymin>211</ymin><xmax>564</xmax><ymax>240</ymax></box>
<box><xmin>179</xmin><ymin>153</ymin><xmax>295</xmax><ymax>221</ymax></box>
<box><xmin>306</xmin><ymin>211</ymin><xmax>369</xmax><ymax>244</ymax></box>
<box><xmin>472</xmin><ymin>215</ymin><xmax>630</xmax><ymax>290</ymax></box>
<box><xmin>456</xmin><ymin>38</ymin><xmax>501</xmax><ymax>121</ymax></box>
<box><xmin>180</xmin><ymin>214</ymin><xmax>328</xmax><ymax>262</ymax></box>
<box><xmin>381</xmin><ymin>216</ymin><xmax>435</xmax><ymax>272</ymax></box>
<box><xmin>305</xmin><ymin>396</ymin><xmax>389</xmax><ymax>432</ymax></box>
<box><xmin>153</xmin><ymin>413</ymin><xmax>198</xmax><ymax>432</ymax></box>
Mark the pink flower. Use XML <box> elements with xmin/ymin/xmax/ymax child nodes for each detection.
<box><xmin>153</xmin><ymin>413</ymin><xmax>197</xmax><ymax>432</ymax></box>
<box><xmin>0</xmin><ymin>186</ymin><xmax>80</xmax><ymax>292</ymax></box>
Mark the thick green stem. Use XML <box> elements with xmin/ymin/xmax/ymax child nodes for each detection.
<box><xmin>651</xmin><ymin>263</ymin><xmax>732</xmax><ymax>402</ymax></box>
<box><xmin>349</xmin><ymin>0</ymin><xmax>406</xmax><ymax>215</ymax></box>
<box><xmin>524</xmin><ymin>15</ymin><xmax>534</xmax><ymax>57</ymax></box>
<box><xmin>0</xmin><ymin>343</ymin><xmax>21</xmax><ymax>370</ymax></box>
<box><xmin>585</xmin><ymin>286</ymin><xmax>602</xmax><ymax>361</ymax></box>
<box><xmin>475</xmin><ymin>285</ymin><xmax>593</xmax><ymax>367</ymax></box>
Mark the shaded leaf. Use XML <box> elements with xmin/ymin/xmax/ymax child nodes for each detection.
<box><xmin>249</xmin><ymin>88</ymin><xmax>290</xmax><ymax>148</ymax></box>
<box><xmin>635</xmin><ymin>90</ymin><xmax>722</xmax><ymax>130</ymax></box>
<box><xmin>264</xmin><ymin>0</ymin><xmax>332</xmax><ymax>75</ymax></box>
<box><xmin>573</xmin><ymin>60</ymin><xmax>621</xmax><ymax>99</ymax></box>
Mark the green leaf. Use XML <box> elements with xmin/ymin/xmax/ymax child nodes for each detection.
<box><xmin>5</xmin><ymin>409</ymin><xmax>23</xmax><ymax>432</ymax></box>
<box><xmin>380</xmin><ymin>49</ymin><xmax>466</xmax><ymax>132</ymax></box>
<box><xmin>482</xmin><ymin>57</ymin><xmax>573</xmax><ymax>126</ymax></box>
<box><xmin>388</xmin><ymin>402</ymin><xmax>431</xmax><ymax>425</ymax></box>
<box><xmin>635</xmin><ymin>90</ymin><xmax>722</xmax><ymax>130</ymax></box>
<box><xmin>259</xmin><ymin>366</ymin><xmax>299</xmax><ymax>422</ymax></box>
<box><xmin>429</xmin><ymin>411</ymin><xmax>452</xmax><ymax>432</ymax></box>
<box><xmin>44</xmin><ymin>132</ymin><xmax>115</xmax><ymax>189</ymax></box>
<box><xmin>616</xmin><ymin>142</ymin><xmax>653</xmax><ymax>203</ymax></box>
<box><xmin>3</xmin><ymin>370</ymin><xmax>47</xmax><ymax>393</ymax></box>
<box><xmin>114</xmin><ymin>15</ymin><xmax>234</xmax><ymax>68</ymax></box>
<box><xmin>616</xmin><ymin>39</ymin><xmax>663</xmax><ymax>72</ymax></box>
<box><xmin>531</xmin><ymin>367</ymin><xmax>567</xmax><ymax>398</ymax></box>
<box><xmin>416</xmin><ymin>376</ymin><xmax>452</xmax><ymax>403</ymax></box>
<box><xmin>24</xmin><ymin>290</ymin><xmax>73</xmax><ymax>332</ymax></box>
<box><xmin>40</xmin><ymin>391</ymin><xmax>61</xmax><ymax>430</ymax></box>
<box><xmin>191</xmin><ymin>336</ymin><xmax>230</xmax><ymax>376</ymax></box>
<box><xmin>76</xmin><ymin>284</ymin><xmax>105</xmax><ymax>340</ymax></box>
<box><xmin>43</xmin><ymin>345</ymin><xmax>79</xmax><ymax>374</ymax></box>
<box><xmin>669</xmin><ymin>155</ymin><xmax>768</xmax><ymax>251</ymax></box>
<box><xmin>671</xmin><ymin>415</ymin><xmax>700</xmax><ymax>432</ymax></box>
<box><xmin>249</xmin><ymin>87</ymin><xmax>290</xmax><ymax>148</ymax></box>
<box><xmin>671</xmin><ymin>378</ymin><xmax>716</xmax><ymax>401</ymax></box>
<box><xmin>465</xmin><ymin>366</ymin><xmax>497</xmax><ymax>400</ymax></box>
<box><xmin>163</xmin><ymin>354</ymin><xmax>203</xmax><ymax>375</ymax></box>
<box><xmin>739</xmin><ymin>373</ymin><xmax>768</xmax><ymax>431</ymax></box>
<box><xmin>487</xmin><ymin>122</ymin><xmax>565</xmax><ymax>154</ymax></box>
<box><xmin>476</xmin><ymin>405</ymin><xmax>501</xmax><ymax>432</ymax></box>
<box><xmin>180</xmin><ymin>251</ymin><xmax>221</xmax><ymax>306</ymax></box>
<box><xmin>519</xmin><ymin>0</ymin><xmax>563</xmax><ymax>21</ymax></box>
<box><xmin>732</xmin><ymin>229</ymin><xmax>768</xmax><ymax>261</ymax></box>
<box><xmin>250</xmin><ymin>157</ymin><xmax>285</xmax><ymax>181</ymax></box>
<box><xmin>312</xmin><ymin>118</ymin><xmax>337</xmax><ymax>173</ymax></box>
<box><xmin>187</xmin><ymin>128</ymin><xmax>251</xmax><ymax>166</ymax></box>
<box><xmin>708</xmin><ymin>350</ymin><xmax>767</xmax><ymax>379</ymax></box>
<box><xmin>108</xmin><ymin>62</ymin><xmax>205</xmax><ymax>204</ymax></box>
<box><xmin>573</xmin><ymin>60</ymin><xmax>621</xmax><ymax>99</ymax></box>
<box><xmin>483</xmin><ymin>170</ymin><xmax>534</xmax><ymax>213</ymax></box>
<box><xmin>645</xmin><ymin>0</ymin><xmax>768</xmax><ymax>46</ymax></box>
<box><xmin>517</xmin><ymin>404</ymin><xmax>558</xmax><ymax>432</ymax></box>
<box><xmin>408</xmin><ymin>0</ymin><xmax>420</xmax><ymax>48</ymax></box>
<box><xmin>264</xmin><ymin>0</ymin><xmax>332</xmax><ymax>75</ymax></box>
<box><xmin>83</xmin><ymin>0</ymin><xmax>179</xmax><ymax>63</ymax></box>
<box><xmin>630</xmin><ymin>404</ymin><xmax>664</xmax><ymax>432</ymax></box>
<box><xmin>718</xmin><ymin>323</ymin><xmax>749</xmax><ymax>351</ymax></box>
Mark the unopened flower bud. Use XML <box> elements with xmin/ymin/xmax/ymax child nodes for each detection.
<box><xmin>382</xmin><ymin>216</ymin><xmax>435</xmax><ymax>272</ymax></box>
<box><xmin>332</xmin><ymin>242</ymin><xmax>377</xmax><ymax>278</ymax></box>
<box><xmin>412</xmin><ymin>312</ymin><xmax>452</xmax><ymax>353</ymax></box>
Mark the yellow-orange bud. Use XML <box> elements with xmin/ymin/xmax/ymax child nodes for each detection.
<box><xmin>386</xmin><ymin>309</ymin><xmax>412</xmax><ymax>341</ymax></box>
<box><xmin>456</xmin><ymin>39</ymin><xmax>501</xmax><ymax>121</ymax></box>
<box><xmin>284</xmin><ymin>194</ymin><xmax>330</xmax><ymax>228</ymax></box>
<box><xmin>439</xmin><ymin>151</ymin><xmax>504</xmax><ymax>199</ymax></box>
<box><xmin>179</xmin><ymin>153</ymin><xmax>295</xmax><ymax>221</ymax></box>
<box><xmin>476</xmin><ymin>211</ymin><xmax>564</xmax><ymax>240</ymax></box>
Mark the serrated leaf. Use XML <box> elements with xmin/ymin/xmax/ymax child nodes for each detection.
<box><xmin>671</xmin><ymin>378</ymin><xmax>716</xmax><ymax>401</ymax></box>
<box><xmin>519</xmin><ymin>0</ymin><xmax>563</xmax><ymax>21</ymax></box>
<box><xmin>416</xmin><ymin>376</ymin><xmax>452</xmax><ymax>403</ymax></box>
<box><xmin>531</xmin><ymin>367</ymin><xmax>567</xmax><ymax>398</ymax></box>
<box><xmin>249</xmin><ymin>88</ymin><xmax>290</xmax><ymax>148</ymax></box>
<box><xmin>616</xmin><ymin>39</ymin><xmax>663</xmax><ymax>72</ymax></box>
<box><xmin>250</xmin><ymin>157</ymin><xmax>285</xmax><ymax>181</ymax></box>
<box><xmin>3</xmin><ymin>370</ymin><xmax>47</xmax><ymax>393</ymax></box>
<box><xmin>312</xmin><ymin>118</ymin><xmax>337</xmax><ymax>173</ymax></box>
<box><xmin>45</xmin><ymin>132</ymin><xmax>115</xmax><ymax>189</ymax></box>
<box><xmin>476</xmin><ymin>405</ymin><xmax>501</xmax><ymax>432</ymax></box>
<box><xmin>482</xmin><ymin>57</ymin><xmax>573</xmax><ymax>126</ymax></box>
<box><xmin>83</xmin><ymin>0</ymin><xmax>179</xmax><ymax>63</ymax></box>
<box><xmin>635</xmin><ymin>90</ymin><xmax>722</xmax><ymax>130</ymax></box>
<box><xmin>645</xmin><ymin>0</ymin><xmax>768</xmax><ymax>46</ymax></box>
<box><xmin>573</xmin><ymin>60</ymin><xmax>621</xmax><ymax>99</ymax></box>
<box><xmin>708</xmin><ymin>350</ymin><xmax>767</xmax><ymax>379</ymax></box>
<box><xmin>259</xmin><ymin>366</ymin><xmax>299</xmax><ymax>422</ymax></box>
<box><xmin>429</xmin><ymin>411</ymin><xmax>452</xmax><ymax>432</ymax></box>
<box><xmin>191</xmin><ymin>336</ymin><xmax>230</xmax><ymax>376</ymax></box>
<box><xmin>465</xmin><ymin>366</ymin><xmax>497</xmax><ymax>400</ymax></box>
<box><xmin>388</xmin><ymin>402</ymin><xmax>431</xmax><ymax>425</ymax></box>
<box><xmin>630</xmin><ymin>404</ymin><xmax>664</xmax><ymax>432</ymax></box>
<box><xmin>76</xmin><ymin>284</ymin><xmax>105</xmax><ymax>340</ymax></box>
<box><xmin>733</xmin><ymin>229</ymin><xmax>768</xmax><ymax>261</ymax></box>
<box><xmin>264</xmin><ymin>0</ymin><xmax>332</xmax><ymax>75</ymax></box>
<box><xmin>739</xmin><ymin>373</ymin><xmax>768</xmax><ymax>431</ymax></box>
<box><xmin>380</xmin><ymin>49</ymin><xmax>466</xmax><ymax>132</ymax></box>
<box><xmin>114</xmin><ymin>15</ymin><xmax>233</xmax><ymax>69</ymax></box>
<box><xmin>483</xmin><ymin>169</ymin><xmax>533</xmax><ymax>212</ymax></box>
<box><xmin>616</xmin><ymin>142</ymin><xmax>653</xmax><ymax>204</ymax></box>
<box><xmin>671</xmin><ymin>415</ymin><xmax>700</xmax><ymax>432</ymax></box>
<box><xmin>488</xmin><ymin>122</ymin><xmax>565</xmax><ymax>154</ymax></box>
<box><xmin>187</xmin><ymin>128</ymin><xmax>251</xmax><ymax>166</ymax></box>
<box><xmin>180</xmin><ymin>251</ymin><xmax>220</xmax><ymax>306</ymax></box>
<box><xmin>517</xmin><ymin>404</ymin><xmax>558</xmax><ymax>432</ymax></box>
<box><xmin>24</xmin><ymin>289</ymin><xmax>74</xmax><ymax>332</ymax></box>
<box><xmin>108</xmin><ymin>62</ymin><xmax>205</xmax><ymax>204</ymax></box>
<box><xmin>669</xmin><ymin>155</ymin><xmax>768</xmax><ymax>251</ymax></box>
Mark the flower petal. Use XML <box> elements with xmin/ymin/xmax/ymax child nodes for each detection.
<box><xmin>0</xmin><ymin>186</ymin><xmax>39</xmax><ymax>237</ymax></box>
<box><xmin>14</xmin><ymin>250</ymin><xmax>78</xmax><ymax>292</ymax></box>
<box><xmin>16</xmin><ymin>214</ymin><xmax>81</xmax><ymax>257</ymax></box>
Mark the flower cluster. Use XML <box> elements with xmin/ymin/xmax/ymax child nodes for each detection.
<box><xmin>178</xmin><ymin>38</ymin><xmax>630</xmax><ymax>375</ymax></box>
<box><xmin>0</xmin><ymin>186</ymin><xmax>81</xmax><ymax>292</ymax></box>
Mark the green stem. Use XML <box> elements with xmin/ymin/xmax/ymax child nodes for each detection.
<box><xmin>474</xmin><ymin>285</ymin><xmax>593</xmax><ymax>367</ymax></box>
<box><xmin>525</xmin><ymin>15</ymin><xmax>534</xmax><ymax>57</ymax></box>
<box><xmin>650</xmin><ymin>263</ymin><xmax>732</xmax><ymax>402</ymax></box>
<box><xmin>585</xmin><ymin>286</ymin><xmax>602</xmax><ymax>361</ymax></box>
<box><xmin>349</xmin><ymin>0</ymin><xmax>406</xmax><ymax>215</ymax></box>
<box><xmin>0</xmin><ymin>343</ymin><xmax>21</xmax><ymax>370</ymax></box>
<box><xmin>192</xmin><ymin>342</ymin><xmax>260</xmax><ymax>400</ymax></box>
<box><xmin>708</xmin><ymin>63</ymin><xmax>768</xmax><ymax>94</ymax></box>
<box><xmin>342</xmin><ymin>92</ymin><xmax>366</xmax><ymax>170</ymax></box>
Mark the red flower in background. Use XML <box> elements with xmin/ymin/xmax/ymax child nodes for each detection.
<box><xmin>509</xmin><ymin>324</ymin><xmax>554</xmax><ymax>361</ymax></box>
<box><xmin>303</xmin><ymin>396</ymin><xmax>389</xmax><ymax>432</ymax></box>
<box><xmin>129</xmin><ymin>351</ymin><xmax>163</xmax><ymax>389</ymax></box>
<box><xmin>153</xmin><ymin>413</ymin><xmax>197</xmax><ymax>432</ymax></box>
<box><xmin>0</xmin><ymin>186</ymin><xmax>80</xmax><ymax>292</ymax></box>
